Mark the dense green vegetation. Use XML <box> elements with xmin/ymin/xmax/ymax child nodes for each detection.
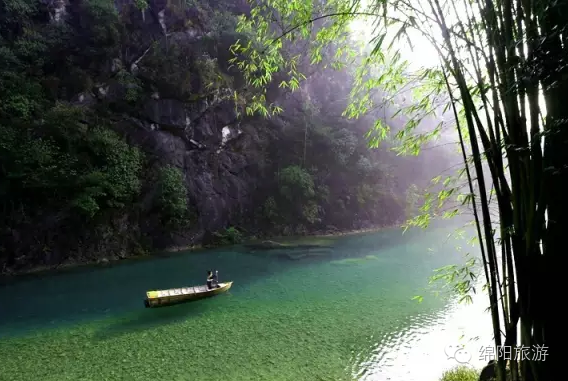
<box><xmin>155</xmin><ymin>165</ymin><xmax>194</xmax><ymax>228</ymax></box>
<box><xmin>0</xmin><ymin>0</ymin><xmax>149</xmax><ymax>269</ymax></box>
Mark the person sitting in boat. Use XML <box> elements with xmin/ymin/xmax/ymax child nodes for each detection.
<box><xmin>213</xmin><ymin>270</ymin><xmax>220</xmax><ymax>288</ymax></box>
<box><xmin>206</xmin><ymin>270</ymin><xmax>213</xmax><ymax>289</ymax></box>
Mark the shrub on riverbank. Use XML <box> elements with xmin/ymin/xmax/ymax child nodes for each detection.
<box><xmin>440</xmin><ymin>366</ymin><xmax>479</xmax><ymax>381</ymax></box>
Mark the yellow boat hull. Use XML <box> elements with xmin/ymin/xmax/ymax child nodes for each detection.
<box><xmin>144</xmin><ymin>281</ymin><xmax>233</xmax><ymax>308</ymax></box>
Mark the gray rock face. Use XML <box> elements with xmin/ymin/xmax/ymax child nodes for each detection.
<box><xmin>118</xmin><ymin>100</ymin><xmax>258</xmax><ymax>243</ymax></box>
<box><xmin>144</xmin><ymin>99</ymin><xmax>191</xmax><ymax>129</ymax></box>
<box><xmin>81</xmin><ymin>0</ymin><xmax>260</xmax><ymax>248</ymax></box>
<box><xmin>116</xmin><ymin>99</ymin><xmax>260</xmax><ymax>249</ymax></box>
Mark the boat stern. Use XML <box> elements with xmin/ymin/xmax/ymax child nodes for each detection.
<box><xmin>144</xmin><ymin>291</ymin><xmax>159</xmax><ymax>308</ymax></box>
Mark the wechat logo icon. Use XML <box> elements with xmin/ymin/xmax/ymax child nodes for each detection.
<box><xmin>445</xmin><ymin>344</ymin><xmax>472</xmax><ymax>364</ymax></box>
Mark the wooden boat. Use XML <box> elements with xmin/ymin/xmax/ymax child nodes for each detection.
<box><xmin>144</xmin><ymin>281</ymin><xmax>233</xmax><ymax>308</ymax></box>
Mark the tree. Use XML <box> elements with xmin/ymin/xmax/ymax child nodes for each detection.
<box><xmin>229</xmin><ymin>0</ymin><xmax>564</xmax><ymax>380</ymax></box>
<box><xmin>0</xmin><ymin>0</ymin><xmax>144</xmax><ymax>268</ymax></box>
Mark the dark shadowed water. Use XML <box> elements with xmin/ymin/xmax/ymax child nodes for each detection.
<box><xmin>0</xmin><ymin>225</ymin><xmax>493</xmax><ymax>381</ymax></box>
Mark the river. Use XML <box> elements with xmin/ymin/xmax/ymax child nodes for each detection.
<box><xmin>0</xmin><ymin>225</ymin><xmax>494</xmax><ymax>381</ymax></box>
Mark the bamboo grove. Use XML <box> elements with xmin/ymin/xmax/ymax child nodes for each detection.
<box><xmin>410</xmin><ymin>0</ymin><xmax>565</xmax><ymax>380</ymax></box>
<box><xmin>229</xmin><ymin>0</ymin><xmax>565</xmax><ymax>380</ymax></box>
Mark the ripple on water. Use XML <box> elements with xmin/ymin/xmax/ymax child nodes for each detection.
<box><xmin>352</xmin><ymin>287</ymin><xmax>492</xmax><ymax>381</ymax></box>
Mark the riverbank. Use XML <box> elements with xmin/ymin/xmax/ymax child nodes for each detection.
<box><xmin>0</xmin><ymin>223</ymin><xmax>402</xmax><ymax>278</ymax></box>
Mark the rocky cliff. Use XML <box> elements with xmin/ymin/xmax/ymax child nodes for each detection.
<box><xmin>0</xmin><ymin>0</ymin><xmax>449</xmax><ymax>273</ymax></box>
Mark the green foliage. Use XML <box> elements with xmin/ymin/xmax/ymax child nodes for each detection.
<box><xmin>0</xmin><ymin>0</ymin><xmax>38</xmax><ymax>41</ymax></box>
<box><xmin>195</xmin><ymin>53</ymin><xmax>233</xmax><ymax>92</ymax></box>
<box><xmin>212</xmin><ymin>226</ymin><xmax>244</xmax><ymax>245</ymax></box>
<box><xmin>183</xmin><ymin>0</ymin><xmax>239</xmax><ymax>37</ymax></box>
<box><xmin>1</xmin><ymin>104</ymin><xmax>142</xmax><ymax>220</ymax></box>
<box><xmin>440</xmin><ymin>366</ymin><xmax>480</xmax><ymax>381</ymax></box>
<box><xmin>72</xmin><ymin>126</ymin><xmax>142</xmax><ymax>216</ymax></box>
<box><xmin>260</xmin><ymin>165</ymin><xmax>336</xmax><ymax>230</ymax></box>
<box><xmin>430</xmin><ymin>257</ymin><xmax>478</xmax><ymax>304</ymax></box>
<box><xmin>142</xmin><ymin>41</ymin><xmax>194</xmax><ymax>98</ymax></box>
<box><xmin>116</xmin><ymin>69</ymin><xmax>142</xmax><ymax>102</ymax></box>
<box><xmin>302</xmin><ymin>201</ymin><xmax>320</xmax><ymax>224</ymax></box>
<box><xmin>156</xmin><ymin>165</ymin><xmax>192</xmax><ymax>228</ymax></box>
<box><xmin>134</xmin><ymin>0</ymin><xmax>148</xmax><ymax>11</ymax></box>
<box><xmin>330</xmin><ymin>128</ymin><xmax>357</xmax><ymax>165</ymax></box>
<box><xmin>229</xmin><ymin>0</ymin><xmax>356</xmax><ymax>117</ymax></box>
<box><xmin>0</xmin><ymin>0</ymin><xmax>142</xmax><ymax>266</ymax></box>
<box><xmin>279</xmin><ymin>165</ymin><xmax>315</xmax><ymax>201</ymax></box>
<box><xmin>277</xmin><ymin>166</ymin><xmax>321</xmax><ymax>225</ymax></box>
<box><xmin>262</xmin><ymin>196</ymin><xmax>278</xmax><ymax>220</ymax></box>
<box><xmin>80</xmin><ymin>0</ymin><xmax>121</xmax><ymax>61</ymax></box>
<box><xmin>209</xmin><ymin>9</ymin><xmax>239</xmax><ymax>37</ymax></box>
<box><xmin>142</xmin><ymin>45</ymin><xmax>232</xmax><ymax>101</ymax></box>
<box><xmin>356</xmin><ymin>184</ymin><xmax>377</xmax><ymax>206</ymax></box>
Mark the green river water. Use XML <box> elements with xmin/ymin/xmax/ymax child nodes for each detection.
<box><xmin>0</xmin><ymin>225</ymin><xmax>494</xmax><ymax>381</ymax></box>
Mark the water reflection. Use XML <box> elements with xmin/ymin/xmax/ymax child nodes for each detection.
<box><xmin>353</xmin><ymin>286</ymin><xmax>493</xmax><ymax>381</ymax></box>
